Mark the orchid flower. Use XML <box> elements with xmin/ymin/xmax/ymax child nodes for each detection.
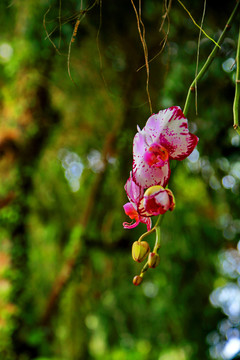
<box><xmin>133</xmin><ymin>106</ymin><xmax>199</xmax><ymax>188</ymax></box>
<box><xmin>123</xmin><ymin>174</ymin><xmax>176</xmax><ymax>231</ymax></box>
<box><xmin>123</xmin><ymin>173</ymin><xmax>152</xmax><ymax>231</ymax></box>
<box><xmin>143</xmin><ymin>185</ymin><xmax>175</xmax><ymax>216</ymax></box>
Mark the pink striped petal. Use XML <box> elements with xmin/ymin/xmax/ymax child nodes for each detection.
<box><xmin>133</xmin><ymin>131</ymin><xmax>170</xmax><ymax>188</ymax></box>
<box><xmin>123</xmin><ymin>202</ymin><xmax>152</xmax><ymax>231</ymax></box>
<box><xmin>143</xmin><ymin>186</ymin><xmax>175</xmax><ymax>216</ymax></box>
<box><xmin>133</xmin><ymin>158</ymin><xmax>170</xmax><ymax>189</ymax></box>
<box><xmin>139</xmin><ymin>216</ymin><xmax>152</xmax><ymax>232</ymax></box>
<box><xmin>138</xmin><ymin>198</ymin><xmax>152</xmax><ymax>217</ymax></box>
<box><xmin>124</xmin><ymin>172</ymin><xmax>144</xmax><ymax>204</ymax></box>
<box><xmin>123</xmin><ymin>202</ymin><xmax>138</xmax><ymax>218</ymax></box>
<box><xmin>145</xmin><ymin>106</ymin><xmax>198</xmax><ymax>160</ymax></box>
<box><xmin>123</xmin><ymin>202</ymin><xmax>140</xmax><ymax>229</ymax></box>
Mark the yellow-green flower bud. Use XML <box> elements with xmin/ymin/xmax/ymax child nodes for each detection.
<box><xmin>133</xmin><ymin>275</ymin><xmax>143</xmax><ymax>286</ymax></box>
<box><xmin>148</xmin><ymin>252</ymin><xmax>160</xmax><ymax>268</ymax></box>
<box><xmin>132</xmin><ymin>241</ymin><xmax>150</xmax><ymax>263</ymax></box>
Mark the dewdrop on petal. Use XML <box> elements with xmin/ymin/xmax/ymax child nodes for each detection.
<box><xmin>132</xmin><ymin>241</ymin><xmax>150</xmax><ymax>263</ymax></box>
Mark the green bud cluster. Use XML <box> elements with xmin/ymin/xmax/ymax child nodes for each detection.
<box><xmin>131</xmin><ymin>224</ymin><xmax>162</xmax><ymax>285</ymax></box>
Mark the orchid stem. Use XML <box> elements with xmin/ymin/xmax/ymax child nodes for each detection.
<box><xmin>233</xmin><ymin>25</ymin><xmax>240</xmax><ymax>135</ymax></box>
<box><xmin>140</xmin><ymin>262</ymin><xmax>149</xmax><ymax>276</ymax></box>
<box><xmin>139</xmin><ymin>217</ymin><xmax>161</xmax><ymax>277</ymax></box>
<box><xmin>138</xmin><ymin>214</ymin><xmax>161</xmax><ymax>242</ymax></box>
<box><xmin>154</xmin><ymin>214</ymin><xmax>161</xmax><ymax>228</ymax></box>
<box><xmin>183</xmin><ymin>1</ymin><xmax>240</xmax><ymax>117</ymax></box>
<box><xmin>153</xmin><ymin>226</ymin><xmax>161</xmax><ymax>252</ymax></box>
<box><xmin>138</xmin><ymin>227</ymin><xmax>155</xmax><ymax>242</ymax></box>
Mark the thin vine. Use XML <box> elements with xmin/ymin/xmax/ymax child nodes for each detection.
<box><xmin>130</xmin><ymin>0</ymin><xmax>153</xmax><ymax>114</ymax></box>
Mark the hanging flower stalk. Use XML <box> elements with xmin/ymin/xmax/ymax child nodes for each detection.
<box><xmin>123</xmin><ymin>106</ymin><xmax>198</xmax><ymax>284</ymax></box>
<box><xmin>123</xmin><ymin>1</ymin><xmax>240</xmax><ymax>285</ymax></box>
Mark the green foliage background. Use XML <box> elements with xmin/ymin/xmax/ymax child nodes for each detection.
<box><xmin>0</xmin><ymin>1</ymin><xmax>239</xmax><ymax>359</ymax></box>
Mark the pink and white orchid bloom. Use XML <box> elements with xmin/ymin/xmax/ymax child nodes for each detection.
<box><xmin>143</xmin><ymin>185</ymin><xmax>175</xmax><ymax>216</ymax></box>
<box><xmin>133</xmin><ymin>106</ymin><xmax>198</xmax><ymax>188</ymax></box>
<box><xmin>123</xmin><ymin>173</ymin><xmax>152</xmax><ymax>231</ymax></box>
<box><xmin>123</xmin><ymin>174</ymin><xmax>176</xmax><ymax>231</ymax></box>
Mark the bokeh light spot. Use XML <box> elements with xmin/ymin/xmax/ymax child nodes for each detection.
<box><xmin>0</xmin><ymin>43</ymin><xmax>13</xmax><ymax>62</ymax></box>
<box><xmin>222</xmin><ymin>175</ymin><xmax>236</xmax><ymax>189</ymax></box>
<box><xmin>222</xmin><ymin>58</ymin><xmax>235</xmax><ymax>73</ymax></box>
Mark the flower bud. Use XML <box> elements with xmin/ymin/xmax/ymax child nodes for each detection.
<box><xmin>132</xmin><ymin>241</ymin><xmax>150</xmax><ymax>262</ymax></box>
<box><xmin>133</xmin><ymin>275</ymin><xmax>143</xmax><ymax>286</ymax></box>
<box><xmin>148</xmin><ymin>252</ymin><xmax>160</xmax><ymax>268</ymax></box>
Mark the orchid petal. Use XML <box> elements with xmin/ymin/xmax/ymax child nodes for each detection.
<box><xmin>139</xmin><ymin>216</ymin><xmax>152</xmax><ymax>231</ymax></box>
<box><xmin>123</xmin><ymin>202</ymin><xmax>138</xmax><ymax>219</ymax></box>
<box><xmin>165</xmin><ymin>188</ymin><xmax>176</xmax><ymax>211</ymax></box>
<box><xmin>143</xmin><ymin>186</ymin><xmax>175</xmax><ymax>216</ymax></box>
<box><xmin>138</xmin><ymin>198</ymin><xmax>152</xmax><ymax>217</ymax></box>
<box><xmin>133</xmin><ymin>130</ymin><xmax>170</xmax><ymax>188</ymax></box>
<box><xmin>132</xmin><ymin>159</ymin><xmax>170</xmax><ymax>189</ymax></box>
<box><xmin>133</xmin><ymin>155</ymin><xmax>170</xmax><ymax>189</ymax></box>
<box><xmin>123</xmin><ymin>202</ymin><xmax>151</xmax><ymax>231</ymax></box>
<box><xmin>124</xmin><ymin>172</ymin><xmax>144</xmax><ymax>204</ymax></box>
<box><xmin>144</xmin><ymin>106</ymin><xmax>199</xmax><ymax>160</ymax></box>
<box><xmin>123</xmin><ymin>202</ymin><xmax>140</xmax><ymax>229</ymax></box>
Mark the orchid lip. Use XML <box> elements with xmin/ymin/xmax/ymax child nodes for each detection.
<box><xmin>148</xmin><ymin>144</ymin><xmax>169</xmax><ymax>160</ymax></box>
<box><xmin>144</xmin><ymin>143</ymin><xmax>169</xmax><ymax>167</ymax></box>
<box><xmin>123</xmin><ymin>220</ymin><xmax>140</xmax><ymax>229</ymax></box>
<box><xmin>122</xmin><ymin>178</ymin><xmax>152</xmax><ymax>231</ymax></box>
